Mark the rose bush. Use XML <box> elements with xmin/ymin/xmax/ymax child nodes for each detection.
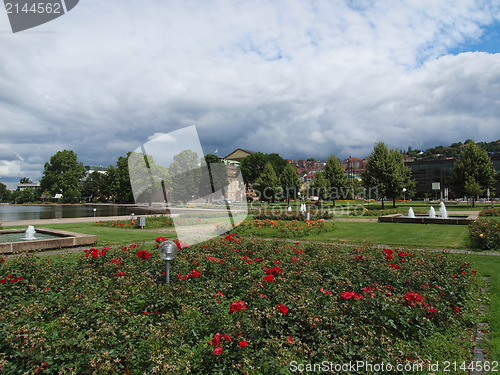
<box><xmin>235</xmin><ymin>219</ymin><xmax>331</xmax><ymax>239</ymax></box>
<box><xmin>0</xmin><ymin>235</ymin><xmax>481</xmax><ymax>373</ymax></box>
<box><xmin>468</xmin><ymin>219</ymin><xmax>500</xmax><ymax>250</ymax></box>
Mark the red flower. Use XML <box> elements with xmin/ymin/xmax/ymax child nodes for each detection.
<box><xmin>211</xmin><ymin>333</ymin><xmax>221</xmax><ymax>347</ymax></box>
<box><xmin>229</xmin><ymin>300</ymin><xmax>247</xmax><ymax>314</ymax></box>
<box><xmin>0</xmin><ymin>258</ymin><xmax>5</xmax><ymax>263</ymax></box>
<box><xmin>155</xmin><ymin>236</ymin><xmax>166</xmax><ymax>243</ymax></box>
<box><xmin>286</xmin><ymin>335</ymin><xmax>294</xmax><ymax>344</ymax></box>
<box><xmin>340</xmin><ymin>291</ymin><xmax>362</xmax><ymax>300</ymax></box>
<box><xmin>189</xmin><ymin>269</ymin><xmax>201</xmax><ymax>278</ymax></box>
<box><xmin>114</xmin><ymin>271</ymin><xmax>124</xmax><ymax>277</ymax></box>
<box><xmin>383</xmin><ymin>248</ymin><xmax>394</xmax><ymax>260</ymax></box>
<box><xmin>136</xmin><ymin>250</ymin><xmax>151</xmax><ymax>261</ymax></box>
<box><xmin>277</xmin><ymin>304</ymin><xmax>288</xmax><ymax>315</ymax></box>
<box><xmin>427</xmin><ymin>306</ymin><xmax>438</xmax><ymax>314</ymax></box>
<box><xmin>388</xmin><ymin>263</ymin><xmax>399</xmax><ymax>269</ymax></box>
<box><xmin>265</xmin><ymin>265</ymin><xmax>282</xmax><ymax>274</ymax></box>
<box><xmin>263</xmin><ymin>274</ymin><xmax>274</xmax><ymax>282</ymax></box>
<box><xmin>213</xmin><ymin>347</ymin><xmax>223</xmax><ymax>355</ymax></box>
<box><xmin>0</xmin><ymin>279</ymin><xmax>6</xmax><ymax>284</ymax></box>
<box><xmin>403</xmin><ymin>292</ymin><xmax>423</xmax><ymax>306</ymax></box>
<box><xmin>239</xmin><ymin>341</ymin><xmax>248</xmax><ymax>348</ymax></box>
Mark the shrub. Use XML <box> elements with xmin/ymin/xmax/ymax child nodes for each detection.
<box><xmin>479</xmin><ymin>207</ymin><xmax>500</xmax><ymax>217</ymax></box>
<box><xmin>468</xmin><ymin>219</ymin><xmax>500</xmax><ymax>250</ymax></box>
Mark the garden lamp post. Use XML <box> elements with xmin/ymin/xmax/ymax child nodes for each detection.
<box><xmin>130</xmin><ymin>213</ymin><xmax>135</xmax><ymax>222</ymax></box>
<box><xmin>403</xmin><ymin>188</ymin><xmax>407</xmax><ymax>202</ymax></box>
<box><xmin>158</xmin><ymin>240</ymin><xmax>179</xmax><ymax>284</ymax></box>
<box><xmin>93</xmin><ymin>208</ymin><xmax>96</xmax><ymax>217</ymax></box>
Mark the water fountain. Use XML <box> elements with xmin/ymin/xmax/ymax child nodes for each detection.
<box><xmin>407</xmin><ymin>207</ymin><xmax>415</xmax><ymax>218</ymax></box>
<box><xmin>428</xmin><ymin>206</ymin><xmax>436</xmax><ymax>218</ymax></box>
<box><xmin>0</xmin><ymin>227</ymin><xmax>98</xmax><ymax>254</ymax></box>
<box><xmin>378</xmin><ymin>202</ymin><xmax>473</xmax><ymax>225</ymax></box>
<box><xmin>439</xmin><ymin>201</ymin><xmax>448</xmax><ymax>219</ymax></box>
<box><xmin>23</xmin><ymin>225</ymin><xmax>36</xmax><ymax>240</ymax></box>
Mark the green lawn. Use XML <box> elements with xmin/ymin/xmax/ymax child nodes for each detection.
<box><xmin>465</xmin><ymin>254</ymin><xmax>500</xmax><ymax>361</ymax></box>
<box><xmin>243</xmin><ymin>221</ymin><xmax>470</xmax><ymax>249</ymax></box>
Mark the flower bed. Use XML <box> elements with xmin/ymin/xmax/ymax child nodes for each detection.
<box><xmin>235</xmin><ymin>219</ymin><xmax>331</xmax><ymax>238</ymax></box>
<box><xmin>0</xmin><ymin>237</ymin><xmax>480</xmax><ymax>373</ymax></box>
<box><xmin>95</xmin><ymin>215</ymin><xmax>174</xmax><ymax>229</ymax></box>
<box><xmin>253</xmin><ymin>210</ymin><xmax>332</xmax><ymax>221</ymax></box>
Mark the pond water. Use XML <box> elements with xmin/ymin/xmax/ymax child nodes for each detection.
<box><xmin>0</xmin><ymin>231</ymin><xmax>61</xmax><ymax>243</ymax></box>
<box><xmin>0</xmin><ymin>204</ymin><xmax>136</xmax><ymax>221</ymax></box>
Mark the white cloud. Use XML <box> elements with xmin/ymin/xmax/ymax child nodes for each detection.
<box><xmin>0</xmin><ymin>0</ymin><xmax>500</xmax><ymax>181</ymax></box>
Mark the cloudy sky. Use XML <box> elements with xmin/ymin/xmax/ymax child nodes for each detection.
<box><xmin>1</xmin><ymin>0</ymin><xmax>500</xmax><ymax>188</ymax></box>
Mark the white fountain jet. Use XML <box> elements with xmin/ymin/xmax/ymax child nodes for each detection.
<box><xmin>23</xmin><ymin>225</ymin><xmax>36</xmax><ymax>240</ymax></box>
<box><xmin>428</xmin><ymin>206</ymin><xmax>436</xmax><ymax>218</ymax></box>
<box><xmin>439</xmin><ymin>202</ymin><xmax>448</xmax><ymax>219</ymax></box>
<box><xmin>407</xmin><ymin>207</ymin><xmax>415</xmax><ymax>218</ymax></box>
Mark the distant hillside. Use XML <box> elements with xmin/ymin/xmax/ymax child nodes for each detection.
<box><xmin>405</xmin><ymin>139</ymin><xmax>500</xmax><ymax>160</ymax></box>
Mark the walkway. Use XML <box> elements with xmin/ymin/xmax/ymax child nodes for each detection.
<box><xmin>1</xmin><ymin>214</ymin><xmax>170</xmax><ymax>227</ymax></box>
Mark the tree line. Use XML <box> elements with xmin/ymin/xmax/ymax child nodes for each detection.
<box><xmin>0</xmin><ymin>140</ymin><xmax>495</xmax><ymax>207</ymax></box>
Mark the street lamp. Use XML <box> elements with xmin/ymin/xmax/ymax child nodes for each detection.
<box><xmin>93</xmin><ymin>208</ymin><xmax>96</xmax><ymax>217</ymax></box>
<box><xmin>158</xmin><ymin>240</ymin><xmax>179</xmax><ymax>283</ymax></box>
<box><xmin>403</xmin><ymin>188</ymin><xmax>407</xmax><ymax>202</ymax></box>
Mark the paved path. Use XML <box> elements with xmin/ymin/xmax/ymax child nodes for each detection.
<box><xmin>1</xmin><ymin>213</ymin><xmax>173</xmax><ymax>227</ymax></box>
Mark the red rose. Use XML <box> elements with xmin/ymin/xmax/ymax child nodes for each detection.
<box><xmin>277</xmin><ymin>304</ymin><xmax>288</xmax><ymax>315</ymax></box>
<box><xmin>239</xmin><ymin>341</ymin><xmax>248</xmax><ymax>348</ymax></box>
<box><xmin>340</xmin><ymin>291</ymin><xmax>362</xmax><ymax>300</ymax></box>
<box><xmin>263</xmin><ymin>274</ymin><xmax>274</xmax><ymax>282</ymax></box>
<box><xmin>229</xmin><ymin>300</ymin><xmax>247</xmax><ymax>314</ymax></box>
<box><xmin>213</xmin><ymin>347</ymin><xmax>223</xmax><ymax>355</ymax></box>
<box><xmin>211</xmin><ymin>333</ymin><xmax>221</xmax><ymax>347</ymax></box>
<box><xmin>136</xmin><ymin>250</ymin><xmax>151</xmax><ymax>260</ymax></box>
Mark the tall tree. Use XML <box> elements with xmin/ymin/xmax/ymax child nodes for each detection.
<box><xmin>449</xmin><ymin>141</ymin><xmax>496</xmax><ymax>207</ymax></box>
<box><xmin>386</xmin><ymin>149</ymin><xmax>415</xmax><ymax>207</ymax></box>
<box><xmin>240</xmin><ymin>152</ymin><xmax>288</xmax><ymax>186</ymax></box>
<box><xmin>266</xmin><ymin>153</ymin><xmax>289</xmax><ymax>177</ymax></box>
<box><xmin>101</xmin><ymin>165</ymin><xmax>118</xmax><ymax>203</ymax></box>
<box><xmin>201</xmin><ymin>154</ymin><xmax>228</xmax><ymax>201</ymax></box>
<box><xmin>19</xmin><ymin>177</ymin><xmax>32</xmax><ymax>184</ymax></box>
<box><xmin>324</xmin><ymin>155</ymin><xmax>350</xmax><ymax>206</ymax></box>
<box><xmin>280</xmin><ymin>164</ymin><xmax>301</xmax><ymax>204</ymax></box>
<box><xmin>115</xmin><ymin>154</ymin><xmax>134</xmax><ymax>203</ymax></box>
<box><xmin>240</xmin><ymin>152</ymin><xmax>268</xmax><ymax>186</ymax></box>
<box><xmin>362</xmin><ymin>143</ymin><xmax>415</xmax><ymax>208</ymax></box>
<box><xmin>254</xmin><ymin>162</ymin><xmax>280</xmax><ymax>202</ymax></box>
<box><xmin>40</xmin><ymin>150</ymin><xmax>86</xmax><ymax>203</ymax></box>
<box><xmin>309</xmin><ymin>171</ymin><xmax>328</xmax><ymax>200</ymax></box>
<box><xmin>128</xmin><ymin>152</ymin><xmax>171</xmax><ymax>204</ymax></box>
<box><xmin>168</xmin><ymin>150</ymin><xmax>201</xmax><ymax>204</ymax></box>
<box><xmin>0</xmin><ymin>182</ymin><xmax>10</xmax><ymax>202</ymax></box>
<box><xmin>82</xmin><ymin>170</ymin><xmax>102</xmax><ymax>202</ymax></box>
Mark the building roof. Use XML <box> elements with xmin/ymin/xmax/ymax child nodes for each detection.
<box><xmin>223</xmin><ymin>149</ymin><xmax>256</xmax><ymax>162</ymax></box>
